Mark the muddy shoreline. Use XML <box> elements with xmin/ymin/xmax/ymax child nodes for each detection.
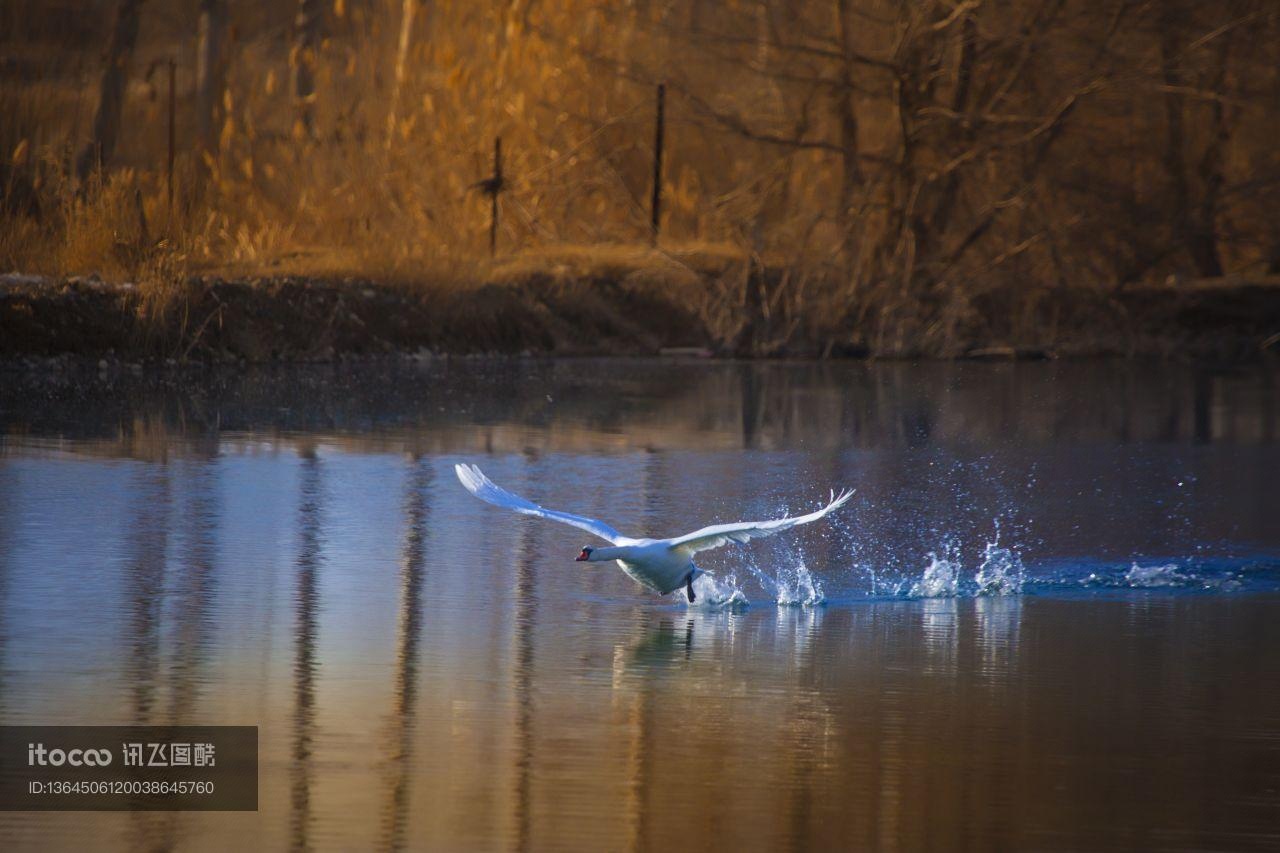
<box><xmin>2</xmin><ymin>272</ymin><xmax>1278</xmax><ymax>366</ymax></box>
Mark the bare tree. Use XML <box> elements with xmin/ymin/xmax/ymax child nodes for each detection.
<box><xmin>195</xmin><ymin>0</ymin><xmax>229</xmax><ymax>160</ymax></box>
<box><xmin>386</xmin><ymin>0</ymin><xmax>422</xmax><ymax>149</ymax></box>
<box><xmin>834</xmin><ymin>0</ymin><xmax>862</xmax><ymax>263</ymax></box>
<box><xmin>76</xmin><ymin>0</ymin><xmax>145</xmax><ymax>180</ymax></box>
<box><xmin>291</xmin><ymin>0</ymin><xmax>323</xmax><ymax>138</ymax></box>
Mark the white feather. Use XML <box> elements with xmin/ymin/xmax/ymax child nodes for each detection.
<box><xmin>665</xmin><ymin>489</ymin><xmax>854</xmax><ymax>555</ymax></box>
<box><xmin>453</xmin><ymin>463</ymin><xmax>626</xmax><ymax>544</ymax></box>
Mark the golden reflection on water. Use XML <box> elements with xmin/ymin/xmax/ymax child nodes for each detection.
<box><xmin>290</xmin><ymin>448</ymin><xmax>322</xmax><ymax>853</ymax></box>
<box><xmin>0</xmin><ymin>362</ymin><xmax>1279</xmax><ymax>850</ymax></box>
<box><xmin>510</xmin><ymin>454</ymin><xmax>537</xmax><ymax>853</ymax></box>
<box><xmin>1</xmin><ymin>490</ymin><xmax>1279</xmax><ymax>851</ymax></box>
<box><xmin>378</xmin><ymin>455</ymin><xmax>429</xmax><ymax>853</ymax></box>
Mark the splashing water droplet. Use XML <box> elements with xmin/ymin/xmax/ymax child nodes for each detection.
<box><xmin>910</xmin><ymin>552</ymin><xmax>960</xmax><ymax>598</ymax></box>
<box><xmin>739</xmin><ymin>542</ymin><xmax>826</xmax><ymax>607</ymax></box>
<box><xmin>1123</xmin><ymin>563</ymin><xmax>1188</xmax><ymax>588</ymax></box>
<box><xmin>776</xmin><ymin>562</ymin><xmax>825</xmax><ymax>607</ymax></box>
<box><xmin>687</xmin><ymin>572</ymin><xmax>750</xmax><ymax>609</ymax></box>
<box><xmin>975</xmin><ymin>540</ymin><xmax>1026</xmax><ymax>595</ymax></box>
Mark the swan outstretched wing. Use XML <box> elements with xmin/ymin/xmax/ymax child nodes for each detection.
<box><xmin>666</xmin><ymin>489</ymin><xmax>854</xmax><ymax>555</ymax></box>
<box><xmin>454</xmin><ymin>463</ymin><xmax>625</xmax><ymax>544</ymax></box>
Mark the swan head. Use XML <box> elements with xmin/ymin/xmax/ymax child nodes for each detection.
<box><xmin>575</xmin><ymin>546</ymin><xmax>594</xmax><ymax>562</ymax></box>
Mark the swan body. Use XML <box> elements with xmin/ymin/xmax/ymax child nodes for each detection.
<box><xmin>583</xmin><ymin>541</ymin><xmax>711</xmax><ymax>596</ymax></box>
<box><xmin>454</xmin><ymin>463</ymin><xmax>853</xmax><ymax>601</ymax></box>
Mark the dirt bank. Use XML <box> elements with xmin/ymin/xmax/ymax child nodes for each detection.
<box><xmin>1</xmin><ymin>264</ymin><xmax>1278</xmax><ymax>364</ymax></box>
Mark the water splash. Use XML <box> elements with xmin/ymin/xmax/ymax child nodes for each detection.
<box><xmin>975</xmin><ymin>540</ymin><xmax>1026</xmax><ymax>596</ymax></box>
<box><xmin>900</xmin><ymin>526</ymin><xmax>1029</xmax><ymax>599</ymax></box>
<box><xmin>1123</xmin><ymin>562</ymin><xmax>1189</xmax><ymax>588</ymax></box>
<box><xmin>910</xmin><ymin>550</ymin><xmax>961</xmax><ymax>598</ymax></box>
<box><xmin>687</xmin><ymin>572</ymin><xmax>750</xmax><ymax>609</ymax></box>
<box><xmin>775</xmin><ymin>562</ymin><xmax>825</xmax><ymax>607</ymax></box>
<box><xmin>740</xmin><ymin>548</ymin><xmax>826</xmax><ymax>607</ymax></box>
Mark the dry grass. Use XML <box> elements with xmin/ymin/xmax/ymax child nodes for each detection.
<box><xmin>0</xmin><ymin>1</ymin><xmax>770</xmax><ymax>291</ymax></box>
<box><xmin>4</xmin><ymin>0</ymin><xmax>1279</xmax><ymax>361</ymax></box>
<box><xmin>491</xmin><ymin>241</ymin><xmax>739</xmax><ymax>282</ymax></box>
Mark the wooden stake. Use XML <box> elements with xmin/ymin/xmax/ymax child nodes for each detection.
<box><xmin>490</xmin><ymin>136</ymin><xmax>502</xmax><ymax>257</ymax></box>
<box><xmin>167</xmin><ymin>58</ymin><xmax>176</xmax><ymax>220</ymax></box>
<box><xmin>134</xmin><ymin>186</ymin><xmax>150</xmax><ymax>249</ymax></box>
<box><xmin>650</xmin><ymin>83</ymin><xmax>665</xmax><ymax>246</ymax></box>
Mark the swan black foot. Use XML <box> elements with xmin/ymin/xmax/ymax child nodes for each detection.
<box><xmin>685</xmin><ymin>573</ymin><xmax>696</xmax><ymax>603</ymax></box>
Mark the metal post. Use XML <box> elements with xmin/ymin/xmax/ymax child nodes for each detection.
<box><xmin>650</xmin><ymin>83</ymin><xmax>665</xmax><ymax>246</ymax></box>
<box><xmin>167</xmin><ymin>58</ymin><xmax>176</xmax><ymax>220</ymax></box>
<box><xmin>490</xmin><ymin>136</ymin><xmax>502</xmax><ymax>257</ymax></box>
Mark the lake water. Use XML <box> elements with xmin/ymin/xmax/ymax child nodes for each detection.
<box><xmin>1</xmin><ymin>358</ymin><xmax>1278</xmax><ymax>851</ymax></box>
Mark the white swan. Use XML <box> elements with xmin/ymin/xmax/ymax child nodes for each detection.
<box><xmin>454</xmin><ymin>463</ymin><xmax>853</xmax><ymax>602</ymax></box>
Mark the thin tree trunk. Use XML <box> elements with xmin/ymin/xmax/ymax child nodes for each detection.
<box><xmin>292</xmin><ymin>0</ymin><xmax>323</xmax><ymax>138</ymax></box>
<box><xmin>195</xmin><ymin>0</ymin><xmax>228</xmax><ymax>159</ymax></box>
<box><xmin>689</xmin><ymin>0</ymin><xmax>706</xmax><ymax>33</ymax></box>
<box><xmin>755</xmin><ymin>0</ymin><xmax>773</xmax><ymax>91</ymax></box>
<box><xmin>928</xmin><ymin>10</ymin><xmax>976</xmax><ymax>242</ymax></box>
<box><xmin>750</xmin><ymin>0</ymin><xmax>785</xmax><ymax>253</ymax></box>
<box><xmin>835</xmin><ymin>0</ymin><xmax>862</xmax><ymax>264</ymax></box>
<box><xmin>1161</xmin><ymin>7</ymin><xmax>1229</xmax><ymax>278</ymax></box>
<box><xmin>1188</xmin><ymin>34</ymin><xmax>1232</xmax><ymax>278</ymax></box>
<box><xmin>385</xmin><ymin>0</ymin><xmax>418</xmax><ymax>149</ymax></box>
<box><xmin>76</xmin><ymin>0</ymin><xmax>144</xmax><ymax>181</ymax></box>
<box><xmin>1159</xmin><ymin>13</ymin><xmax>1193</xmax><ymax>265</ymax></box>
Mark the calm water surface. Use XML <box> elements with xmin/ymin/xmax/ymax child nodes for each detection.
<box><xmin>0</xmin><ymin>359</ymin><xmax>1278</xmax><ymax>851</ymax></box>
